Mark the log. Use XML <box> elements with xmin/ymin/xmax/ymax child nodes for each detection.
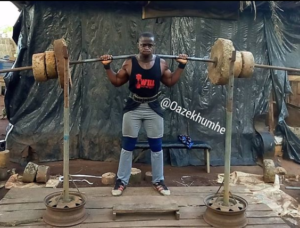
<box><xmin>36</xmin><ymin>165</ymin><xmax>50</xmax><ymax>183</ymax></box>
<box><xmin>263</xmin><ymin>159</ymin><xmax>276</xmax><ymax>183</ymax></box>
<box><xmin>0</xmin><ymin>150</ymin><xmax>9</xmax><ymax>168</ymax></box>
<box><xmin>22</xmin><ymin>162</ymin><xmax>39</xmax><ymax>183</ymax></box>
<box><xmin>129</xmin><ymin>168</ymin><xmax>142</xmax><ymax>184</ymax></box>
<box><xmin>101</xmin><ymin>172</ymin><xmax>116</xmax><ymax>185</ymax></box>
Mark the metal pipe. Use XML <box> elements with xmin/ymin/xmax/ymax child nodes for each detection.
<box><xmin>0</xmin><ymin>66</ymin><xmax>32</xmax><ymax>74</ymax></box>
<box><xmin>1</xmin><ymin>54</ymin><xmax>300</xmax><ymax>74</ymax></box>
<box><xmin>62</xmin><ymin>46</ymin><xmax>70</xmax><ymax>202</ymax></box>
<box><xmin>69</xmin><ymin>54</ymin><xmax>215</xmax><ymax>65</ymax></box>
<box><xmin>285</xmin><ymin>186</ymin><xmax>300</xmax><ymax>190</ymax></box>
<box><xmin>254</xmin><ymin>63</ymin><xmax>300</xmax><ymax>73</ymax></box>
<box><xmin>223</xmin><ymin>51</ymin><xmax>236</xmax><ymax>206</ymax></box>
<box><xmin>69</xmin><ymin>55</ymin><xmax>137</xmax><ymax>65</ymax></box>
<box><xmin>0</xmin><ymin>54</ymin><xmax>216</xmax><ymax>74</ymax></box>
<box><xmin>156</xmin><ymin>54</ymin><xmax>215</xmax><ymax>63</ymax></box>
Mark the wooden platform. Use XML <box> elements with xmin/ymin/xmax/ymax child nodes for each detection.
<box><xmin>0</xmin><ymin>186</ymin><xmax>290</xmax><ymax>227</ymax></box>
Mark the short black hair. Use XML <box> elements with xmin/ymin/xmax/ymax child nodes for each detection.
<box><xmin>137</xmin><ymin>32</ymin><xmax>155</xmax><ymax>42</ymax></box>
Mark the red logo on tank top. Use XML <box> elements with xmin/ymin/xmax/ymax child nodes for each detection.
<box><xmin>135</xmin><ymin>74</ymin><xmax>155</xmax><ymax>89</ymax></box>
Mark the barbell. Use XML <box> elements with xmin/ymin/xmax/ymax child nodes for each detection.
<box><xmin>0</xmin><ymin>38</ymin><xmax>300</xmax><ymax>89</ymax></box>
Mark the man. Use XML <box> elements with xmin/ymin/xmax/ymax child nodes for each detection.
<box><xmin>100</xmin><ymin>32</ymin><xmax>188</xmax><ymax>196</ymax></box>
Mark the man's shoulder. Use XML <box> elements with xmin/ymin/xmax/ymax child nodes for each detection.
<box><xmin>159</xmin><ymin>57</ymin><xmax>168</xmax><ymax>67</ymax></box>
<box><xmin>123</xmin><ymin>57</ymin><xmax>133</xmax><ymax>65</ymax></box>
<box><xmin>158</xmin><ymin>56</ymin><xmax>166</xmax><ymax>63</ymax></box>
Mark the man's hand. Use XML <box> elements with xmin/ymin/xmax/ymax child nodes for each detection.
<box><xmin>176</xmin><ymin>54</ymin><xmax>188</xmax><ymax>64</ymax></box>
<box><xmin>100</xmin><ymin>54</ymin><xmax>112</xmax><ymax>65</ymax></box>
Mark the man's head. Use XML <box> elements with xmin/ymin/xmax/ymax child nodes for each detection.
<box><xmin>137</xmin><ymin>32</ymin><xmax>155</xmax><ymax>56</ymax></box>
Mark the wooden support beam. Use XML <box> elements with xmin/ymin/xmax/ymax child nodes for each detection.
<box><xmin>288</xmin><ymin>75</ymin><xmax>300</xmax><ymax>82</ymax></box>
<box><xmin>268</xmin><ymin>89</ymin><xmax>274</xmax><ymax>134</ymax></box>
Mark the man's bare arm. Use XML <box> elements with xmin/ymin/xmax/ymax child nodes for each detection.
<box><xmin>105</xmin><ymin>59</ymin><xmax>130</xmax><ymax>87</ymax></box>
<box><xmin>160</xmin><ymin>59</ymin><xmax>185</xmax><ymax>87</ymax></box>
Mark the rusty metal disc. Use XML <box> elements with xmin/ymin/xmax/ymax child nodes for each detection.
<box><xmin>234</xmin><ymin>51</ymin><xmax>242</xmax><ymax>78</ymax></box>
<box><xmin>203</xmin><ymin>193</ymin><xmax>248</xmax><ymax>228</ymax></box>
<box><xmin>239</xmin><ymin>51</ymin><xmax>254</xmax><ymax>78</ymax></box>
<box><xmin>208</xmin><ymin>38</ymin><xmax>235</xmax><ymax>85</ymax></box>
<box><xmin>32</xmin><ymin>53</ymin><xmax>48</xmax><ymax>82</ymax></box>
<box><xmin>53</xmin><ymin>39</ymin><xmax>67</xmax><ymax>88</ymax></box>
<box><xmin>43</xmin><ymin>191</ymin><xmax>88</xmax><ymax>227</ymax></box>
<box><xmin>45</xmin><ymin>51</ymin><xmax>58</xmax><ymax>79</ymax></box>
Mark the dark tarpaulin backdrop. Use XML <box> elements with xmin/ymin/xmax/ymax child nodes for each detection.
<box><xmin>4</xmin><ymin>1</ymin><xmax>300</xmax><ymax>166</ymax></box>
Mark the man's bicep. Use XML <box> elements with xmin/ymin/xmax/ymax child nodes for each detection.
<box><xmin>161</xmin><ymin>62</ymin><xmax>172</xmax><ymax>84</ymax></box>
<box><xmin>116</xmin><ymin>61</ymin><xmax>130</xmax><ymax>84</ymax></box>
<box><xmin>116</xmin><ymin>68</ymin><xmax>128</xmax><ymax>78</ymax></box>
<box><xmin>115</xmin><ymin>68</ymin><xmax>129</xmax><ymax>84</ymax></box>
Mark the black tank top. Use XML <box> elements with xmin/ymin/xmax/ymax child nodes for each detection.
<box><xmin>123</xmin><ymin>55</ymin><xmax>163</xmax><ymax>117</ymax></box>
<box><xmin>128</xmin><ymin>55</ymin><xmax>161</xmax><ymax>97</ymax></box>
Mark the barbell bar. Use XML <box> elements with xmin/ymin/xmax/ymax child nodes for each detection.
<box><xmin>0</xmin><ymin>38</ymin><xmax>299</xmax><ymax>87</ymax></box>
<box><xmin>2</xmin><ymin>55</ymin><xmax>299</xmax><ymax>74</ymax></box>
<box><xmin>254</xmin><ymin>63</ymin><xmax>300</xmax><ymax>72</ymax></box>
<box><xmin>0</xmin><ymin>54</ymin><xmax>215</xmax><ymax>74</ymax></box>
<box><xmin>70</xmin><ymin>55</ymin><xmax>300</xmax><ymax>72</ymax></box>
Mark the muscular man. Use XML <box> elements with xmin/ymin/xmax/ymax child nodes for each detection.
<box><xmin>100</xmin><ymin>32</ymin><xmax>188</xmax><ymax>196</ymax></box>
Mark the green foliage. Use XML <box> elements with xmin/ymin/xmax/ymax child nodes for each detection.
<box><xmin>0</xmin><ymin>26</ymin><xmax>13</xmax><ymax>34</ymax></box>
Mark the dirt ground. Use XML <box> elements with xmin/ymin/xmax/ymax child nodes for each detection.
<box><xmin>1</xmin><ymin>94</ymin><xmax>300</xmax><ymax>227</ymax></box>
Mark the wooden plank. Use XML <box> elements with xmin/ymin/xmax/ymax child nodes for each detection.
<box><xmin>0</xmin><ymin>195</ymin><xmax>215</xmax><ymax>208</ymax></box>
<box><xmin>247</xmin><ymin>217</ymin><xmax>286</xmax><ymax>225</ymax></box>
<box><xmin>0</xmin><ymin>202</ymin><xmax>46</xmax><ymax>211</ymax></box>
<box><xmin>246</xmin><ymin>210</ymin><xmax>279</xmax><ymax>217</ymax></box>
<box><xmin>247</xmin><ymin>204</ymin><xmax>275</xmax><ymax>211</ymax></box>
<box><xmin>21</xmin><ymin>226</ymin><xmax>210</xmax><ymax>228</ymax></box>
<box><xmin>288</xmin><ymin>75</ymin><xmax>300</xmax><ymax>81</ymax></box>
<box><xmin>0</xmin><ymin>206</ymin><xmax>285</xmax><ymax>224</ymax></box>
<box><xmin>0</xmin><ymin>186</ymin><xmax>252</xmax><ymax>201</ymax></box>
<box><xmin>268</xmin><ymin>90</ymin><xmax>274</xmax><ymax>134</ymax></box>
<box><xmin>0</xmin><ymin>186</ymin><xmax>252</xmax><ymax>200</ymax></box>
<box><xmin>0</xmin><ymin>200</ymin><xmax>274</xmax><ymax>213</ymax></box>
<box><xmin>287</xmin><ymin>78</ymin><xmax>300</xmax><ymax>106</ymax></box>
<box><xmin>0</xmin><ymin>194</ymin><xmax>259</xmax><ymax>208</ymax></box>
<box><xmin>246</xmin><ymin>225</ymin><xmax>290</xmax><ymax>228</ymax></box>
<box><xmin>113</xmin><ymin>203</ymin><xmax>179</xmax><ymax>213</ymax></box>
<box><xmin>16</xmin><ymin>217</ymin><xmax>287</xmax><ymax>228</ymax></box>
<box><xmin>19</xmin><ymin>224</ymin><xmax>290</xmax><ymax>228</ymax></box>
<box><xmin>178</xmin><ymin>207</ymin><xmax>278</xmax><ymax>219</ymax></box>
<box><xmin>6</xmin><ymin>217</ymin><xmax>212</xmax><ymax>227</ymax></box>
<box><xmin>0</xmin><ymin>187</ymin><xmax>255</xmax><ymax>205</ymax></box>
<box><xmin>0</xmin><ymin>210</ymin><xmax>44</xmax><ymax>227</ymax></box>
<box><xmin>112</xmin><ymin>203</ymin><xmax>180</xmax><ymax>220</ymax></box>
<box><xmin>11</xmin><ymin>205</ymin><xmax>286</xmax><ymax>228</ymax></box>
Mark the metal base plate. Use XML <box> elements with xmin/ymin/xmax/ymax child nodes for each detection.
<box><xmin>43</xmin><ymin>191</ymin><xmax>88</xmax><ymax>227</ymax></box>
<box><xmin>203</xmin><ymin>193</ymin><xmax>248</xmax><ymax>228</ymax></box>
